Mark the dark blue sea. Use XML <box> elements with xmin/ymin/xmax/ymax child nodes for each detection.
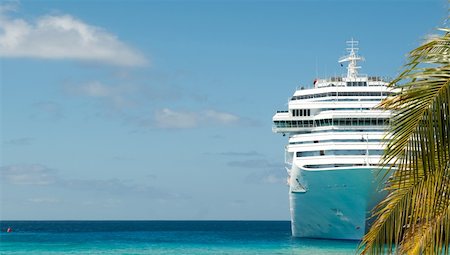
<box><xmin>0</xmin><ymin>221</ymin><xmax>359</xmax><ymax>254</ymax></box>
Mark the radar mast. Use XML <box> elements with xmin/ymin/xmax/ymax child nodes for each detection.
<box><xmin>338</xmin><ymin>39</ymin><xmax>365</xmax><ymax>79</ymax></box>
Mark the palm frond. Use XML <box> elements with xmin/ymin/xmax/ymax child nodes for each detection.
<box><xmin>359</xmin><ymin>27</ymin><xmax>450</xmax><ymax>254</ymax></box>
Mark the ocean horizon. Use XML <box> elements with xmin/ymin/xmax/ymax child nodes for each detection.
<box><xmin>0</xmin><ymin>220</ymin><xmax>359</xmax><ymax>254</ymax></box>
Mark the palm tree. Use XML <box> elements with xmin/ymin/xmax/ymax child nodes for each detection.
<box><xmin>359</xmin><ymin>27</ymin><xmax>450</xmax><ymax>254</ymax></box>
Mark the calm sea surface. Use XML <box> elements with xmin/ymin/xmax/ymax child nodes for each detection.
<box><xmin>0</xmin><ymin>221</ymin><xmax>359</xmax><ymax>254</ymax></box>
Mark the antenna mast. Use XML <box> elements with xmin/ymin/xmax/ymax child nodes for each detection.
<box><xmin>338</xmin><ymin>38</ymin><xmax>365</xmax><ymax>79</ymax></box>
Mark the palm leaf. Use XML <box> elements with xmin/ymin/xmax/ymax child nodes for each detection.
<box><xmin>359</xmin><ymin>27</ymin><xmax>450</xmax><ymax>254</ymax></box>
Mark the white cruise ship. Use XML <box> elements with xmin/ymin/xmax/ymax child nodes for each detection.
<box><xmin>272</xmin><ymin>40</ymin><xmax>392</xmax><ymax>240</ymax></box>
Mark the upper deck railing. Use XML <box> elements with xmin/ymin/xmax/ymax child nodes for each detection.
<box><xmin>314</xmin><ymin>75</ymin><xmax>391</xmax><ymax>84</ymax></box>
<box><xmin>290</xmin><ymin>91</ymin><xmax>393</xmax><ymax>101</ymax></box>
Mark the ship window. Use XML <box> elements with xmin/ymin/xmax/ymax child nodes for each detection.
<box><xmin>292</xmin><ymin>109</ymin><xmax>304</xmax><ymax>117</ymax></box>
<box><xmin>274</xmin><ymin>117</ymin><xmax>389</xmax><ymax>129</ymax></box>
<box><xmin>297</xmin><ymin>151</ymin><xmax>315</xmax><ymax>157</ymax></box>
<box><xmin>297</xmin><ymin>149</ymin><xmax>384</xmax><ymax>158</ymax></box>
<box><xmin>307</xmin><ymin>109</ymin><xmax>311</xmax><ymax>116</ymax></box>
<box><xmin>346</xmin><ymin>81</ymin><xmax>368</xmax><ymax>87</ymax></box>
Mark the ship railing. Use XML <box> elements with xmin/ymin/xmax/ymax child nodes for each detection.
<box><xmin>273</xmin><ymin>117</ymin><xmax>390</xmax><ymax>130</ymax></box>
<box><xmin>273</xmin><ymin>123</ymin><xmax>387</xmax><ymax>129</ymax></box>
<box><xmin>314</xmin><ymin>75</ymin><xmax>392</xmax><ymax>83</ymax></box>
<box><xmin>368</xmin><ymin>76</ymin><xmax>392</xmax><ymax>82</ymax></box>
<box><xmin>273</xmin><ymin>126</ymin><xmax>388</xmax><ymax>131</ymax></box>
<box><xmin>290</xmin><ymin>90</ymin><xmax>393</xmax><ymax>101</ymax></box>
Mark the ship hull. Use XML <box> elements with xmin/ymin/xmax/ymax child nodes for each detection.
<box><xmin>289</xmin><ymin>166</ymin><xmax>386</xmax><ymax>240</ymax></box>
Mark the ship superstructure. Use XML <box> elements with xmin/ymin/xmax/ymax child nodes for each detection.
<box><xmin>272</xmin><ymin>40</ymin><xmax>393</xmax><ymax>240</ymax></box>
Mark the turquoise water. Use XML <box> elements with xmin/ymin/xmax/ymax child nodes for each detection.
<box><xmin>0</xmin><ymin>221</ymin><xmax>359</xmax><ymax>254</ymax></box>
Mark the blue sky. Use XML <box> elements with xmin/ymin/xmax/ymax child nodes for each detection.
<box><xmin>0</xmin><ymin>0</ymin><xmax>447</xmax><ymax>220</ymax></box>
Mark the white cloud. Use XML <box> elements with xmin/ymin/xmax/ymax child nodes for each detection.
<box><xmin>154</xmin><ymin>108</ymin><xmax>240</xmax><ymax>129</ymax></box>
<box><xmin>0</xmin><ymin>164</ymin><xmax>58</xmax><ymax>185</ymax></box>
<box><xmin>0</xmin><ymin>7</ymin><xmax>147</xmax><ymax>66</ymax></box>
<box><xmin>31</xmin><ymin>101</ymin><xmax>63</xmax><ymax>120</ymax></box>
<box><xmin>63</xmin><ymin>81</ymin><xmax>243</xmax><ymax>129</ymax></box>
<box><xmin>215</xmin><ymin>151</ymin><xmax>263</xmax><ymax>157</ymax></box>
<box><xmin>204</xmin><ymin>110</ymin><xmax>239</xmax><ymax>124</ymax></box>
<box><xmin>3</xmin><ymin>137</ymin><xmax>34</xmax><ymax>146</ymax></box>
<box><xmin>28</xmin><ymin>197</ymin><xmax>61</xmax><ymax>204</ymax></box>
<box><xmin>0</xmin><ymin>163</ymin><xmax>185</xmax><ymax>200</ymax></box>
<box><xmin>245</xmin><ymin>169</ymin><xmax>286</xmax><ymax>185</ymax></box>
<box><xmin>0</xmin><ymin>2</ymin><xmax>18</xmax><ymax>13</ymax></box>
<box><xmin>154</xmin><ymin>108</ymin><xmax>199</xmax><ymax>128</ymax></box>
<box><xmin>65</xmin><ymin>81</ymin><xmax>137</xmax><ymax>108</ymax></box>
<box><xmin>76</xmin><ymin>81</ymin><xmax>112</xmax><ymax>97</ymax></box>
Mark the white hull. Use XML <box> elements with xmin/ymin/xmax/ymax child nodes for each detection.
<box><xmin>289</xmin><ymin>166</ymin><xmax>386</xmax><ymax>240</ymax></box>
